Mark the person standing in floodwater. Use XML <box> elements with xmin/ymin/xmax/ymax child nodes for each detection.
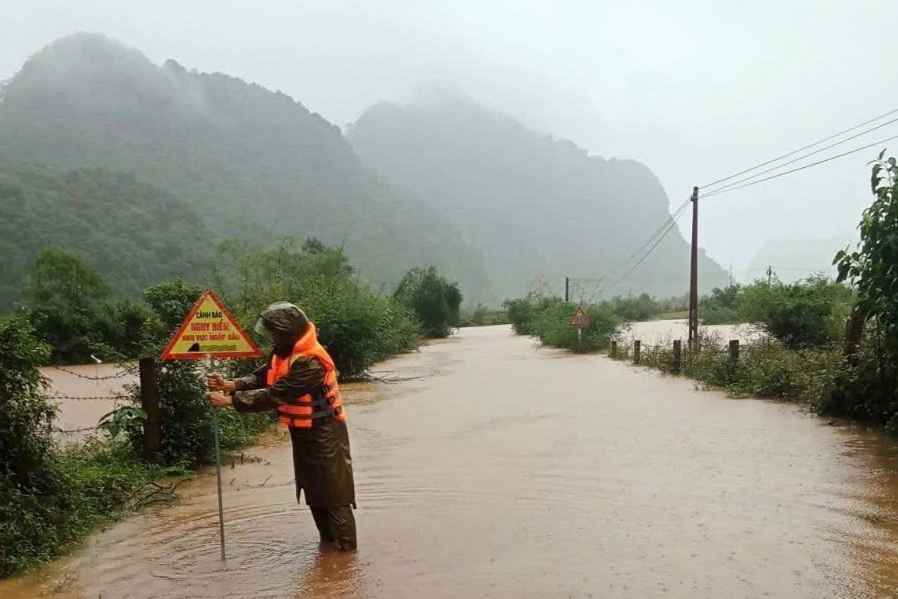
<box><xmin>205</xmin><ymin>301</ymin><xmax>357</xmax><ymax>551</ymax></box>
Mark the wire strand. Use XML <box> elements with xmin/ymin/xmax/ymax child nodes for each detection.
<box><xmin>700</xmin><ymin>116</ymin><xmax>898</xmax><ymax>195</ymax></box>
<box><xmin>599</xmin><ymin>208</ymin><xmax>690</xmax><ymax>294</ymax></box>
<box><xmin>702</xmin><ymin>133</ymin><xmax>898</xmax><ymax>199</ymax></box>
<box><xmin>700</xmin><ymin>106</ymin><xmax>898</xmax><ymax>189</ymax></box>
<box><xmin>567</xmin><ymin>198</ymin><xmax>690</xmax><ymax>294</ymax></box>
<box><xmin>610</xmin><ymin>200</ymin><xmax>691</xmax><ymax>276</ymax></box>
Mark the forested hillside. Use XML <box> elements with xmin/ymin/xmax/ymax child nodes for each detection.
<box><xmin>0</xmin><ymin>33</ymin><xmax>489</xmax><ymax>307</ymax></box>
<box><xmin>0</xmin><ymin>33</ymin><xmax>726</xmax><ymax>309</ymax></box>
<box><xmin>348</xmin><ymin>97</ymin><xmax>729</xmax><ymax>300</ymax></box>
<box><xmin>0</xmin><ymin>164</ymin><xmax>209</xmax><ymax>311</ymax></box>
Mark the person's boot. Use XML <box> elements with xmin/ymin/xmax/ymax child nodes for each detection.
<box><xmin>310</xmin><ymin>507</ymin><xmax>335</xmax><ymax>543</ymax></box>
<box><xmin>326</xmin><ymin>505</ymin><xmax>357</xmax><ymax>551</ymax></box>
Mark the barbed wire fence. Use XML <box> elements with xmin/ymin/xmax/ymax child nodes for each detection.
<box><xmin>48</xmin><ymin>391</ymin><xmax>133</xmax><ymax>435</ymax></box>
<box><xmin>51</xmin><ymin>365</ymin><xmax>135</xmax><ymax>381</ymax></box>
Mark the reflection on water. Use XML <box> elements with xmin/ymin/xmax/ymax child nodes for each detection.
<box><xmin>4</xmin><ymin>325</ymin><xmax>898</xmax><ymax>598</ymax></box>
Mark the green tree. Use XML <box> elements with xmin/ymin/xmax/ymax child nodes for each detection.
<box><xmin>832</xmin><ymin>154</ymin><xmax>898</xmax><ymax>429</ymax></box>
<box><xmin>23</xmin><ymin>248</ymin><xmax>113</xmax><ymax>363</ymax></box>
<box><xmin>836</xmin><ymin>153</ymin><xmax>898</xmax><ymax>354</ymax></box>
<box><xmin>393</xmin><ymin>267</ymin><xmax>462</xmax><ymax>338</ymax></box>
<box><xmin>0</xmin><ymin>318</ymin><xmax>64</xmax><ymax>576</ymax></box>
<box><xmin>739</xmin><ymin>277</ymin><xmax>848</xmax><ymax>349</ymax></box>
<box><xmin>606</xmin><ymin>293</ymin><xmax>660</xmax><ymax>321</ymax></box>
<box><xmin>699</xmin><ymin>284</ymin><xmax>743</xmax><ymax>325</ymax></box>
<box><xmin>144</xmin><ymin>279</ymin><xmax>204</xmax><ymax>334</ymax></box>
<box><xmin>210</xmin><ymin>237</ymin><xmax>418</xmax><ymax>378</ymax></box>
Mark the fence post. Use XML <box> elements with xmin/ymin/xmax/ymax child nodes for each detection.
<box><xmin>843</xmin><ymin>305</ymin><xmax>865</xmax><ymax>366</ymax></box>
<box><xmin>729</xmin><ymin>340</ymin><xmax>739</xmax><ymax>364</ymax></box>
<box><xmin>633</xmin><ymin>340</ymin><xmax>641</xmax><ymax>365</ymax></box>
<box><xmin>611</xmin><ymin>340</ymin><xmax>618</xmax><ymax>359</ymax></box>
<box><xmin>672</xmin><ymin>340</ymin><xmax>682</xmax><ymax>374</ymax></box>
<box><xmin>140</xmin><ymin>357</ymin><xmax>161</xmax><ymax>461</ymax></box>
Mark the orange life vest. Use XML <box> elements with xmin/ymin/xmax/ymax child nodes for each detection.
<box><xmin>266</xmin><ymin>323</ymin><xmax>345</xmax><ymax>429</ymax></box>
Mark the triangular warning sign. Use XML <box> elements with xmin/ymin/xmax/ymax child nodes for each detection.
<box><xmin>160</xmin><ymin>290</ymin><xmax>263</xmax><ymax>361</ymax></box>
<box><xmin>570</xmin><ymin>306</ymin><xmax>590</xmax><ymax>328</ymax></box>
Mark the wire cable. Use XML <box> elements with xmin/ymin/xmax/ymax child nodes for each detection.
<box><xmin>700</xmin><ymin>106</ymin><xmax>898</xmax><ymax>190</ymax></box>
<box><xmin>702</xmin><ymin>133</ymin><xmax>898</xmax><ymax>199</ymax></box>
<box><xmin>617</xmin><ymin>198</ymin><xmax>691</xmax><ymax>267</ymax></box>
<box><xmin>700</xmin><ymin>116</ymin><xmax>898</xmax><ymax>196</ymax></box>
<box><xmin>567</xmin><ymin>198</ymin><xmax>690</xmax><ymax>296</ymax></box>
<box><xmin>598</xmin><ymin>206</ymin><xmax>691</xmax><ymax>294</ymax></box>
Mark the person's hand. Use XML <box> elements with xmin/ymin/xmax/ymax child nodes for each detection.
<box><xmin>207</xmin><ymin>373</ymin><xmax>236</xmax><ymax>393</ymax></box>
<box><xmin>206</xmin><ymin>391</ymin><xmax>233</xmax><ymax>409</ymax></box>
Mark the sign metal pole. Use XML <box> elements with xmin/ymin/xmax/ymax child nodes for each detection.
<box><xmin>159</xmin><ymin>290</ymin><xmax>263</xmax><ymax>564</ymax></box>
<box><xmin>209</xmin><ymin>355</ymin><xmax>226</xmax><ymax>561</ymax></box>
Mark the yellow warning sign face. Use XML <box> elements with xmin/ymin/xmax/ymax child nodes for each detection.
<box><xmin>160</xmin><ymin>290</ymin><xmax>262</xmax><ymax>360</ymax></box>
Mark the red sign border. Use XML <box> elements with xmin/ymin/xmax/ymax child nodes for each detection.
<box><xmin>159</xmin><ymin>289</ymin><xmax>263</xmax><ymax>361</ymax></box>
<box><xmin>570</xmin><ymin>306</ymin><xmax>590</xmax><ymax>328</ymax></box>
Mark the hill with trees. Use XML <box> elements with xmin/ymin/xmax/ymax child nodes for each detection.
<box><xmin>0</xmin><ymin>33</ymin><xmax>489</xmax><ymax>307</ymax></box>
<box><xmin>0</xmin><ymin>33</ymin><xmax>727</xmax><ymax>309</ymax></box>
<box><xmin>0</xmin><ymin>164</ymin><xmax>209</xmax><ymax>312</ymax></box>
<box><xmin>347</xmin><ymin>95</ymin><xmax>729</xmax><ymax>300</ymax></box>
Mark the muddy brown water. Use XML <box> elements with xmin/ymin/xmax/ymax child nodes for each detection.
<box><xmin>41</xmin><ymin>363</ymin><xmax>138</xmax><ymax>444</ymax></box>
<box><xmin>5</xmin><ymin>325</ymin><xmax>898</xmax><ymax>598</ymax></box>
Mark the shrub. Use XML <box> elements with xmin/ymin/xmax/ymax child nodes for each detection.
<box><xmin>393</xmin><ymin>267</ymin><xmax>462</xmax><ymax>338</ymax></box>
<box><xmin>0</xmin><ymin>319</ymin><xmax>164</xmax><ymax>577</ymax></box>
<box><xmin>605</xmin><ymin>293</ymin><xmax>660</xmax><ymax>322</ymax></box>
<box><xmin>210</xmin><ymin>237</ymin><xmax>420</xmax><ymax>378</ymax></box>
<box><xmin>698</xmin><ymin>285</ymin><xmax>743</xmax><ymax>325</ymax></box>
<box><xmin>506</xmin><ymin>294</ymin><xmax>622</xmax><ymax>353</ymax></box>
<box><xmin>739</xmin><ymin>277</ymin><xmax>850</xmax><ymax>349</ymax></box>
<box><xmin>533</xmin><ymin>302</ymin><xmax>621</xmax><ymax>353</ymax></box>
<box><xmin>812</xmin><ymin>338</ymin><xmax>898</xmax><ymax>431</ymax></box>
<box><xmin>504</xmin><ymin>294</ymin><xmax>557</xmax><ymax>336</ymax></box>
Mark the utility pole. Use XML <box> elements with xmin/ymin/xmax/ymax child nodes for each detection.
<box><xmin>688</xmin><ymin>186</ymin><xmax>699</xmax><ymax>350</ymax></box>
<box><xmin>564</xmin><ymin>277</ymin><xmax>570</xmax><ymax>303</ymax></box>
<box><xmin>767</xmin><ymin>266</ymin><xmax>773</xmax><ymax>286</ymax></box>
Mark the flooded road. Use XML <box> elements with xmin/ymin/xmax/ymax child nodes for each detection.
<box><xmin>6</xmin><ymin>325</ymin><xmax>898</xmax><ymax>598</ymax></box>
<box><xmin>620</xmin><ymin>319</ymin><xmax>767</xmax><ymax>347</ymax></box>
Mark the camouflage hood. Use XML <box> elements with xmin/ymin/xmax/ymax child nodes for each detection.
<box><xmin>254</xmin><ymin>302</ymin><xmax>311</xmax><ymax>357</ymax></box>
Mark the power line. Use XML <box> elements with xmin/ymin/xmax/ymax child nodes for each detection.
<box><xmin>700</xmin><ymin>106</ymin><xmax>898</xmax><ymax>190</ymax></box>
<box><xmin>608</xmin><ymin>199</ymin><xmax>691</xmax><ymax>278</ymax></box>
<box><xmin>771</xmin><ymin>266</ymin><xmax>834</xmax><ymax>272</ymax></box>
<box><xmin>700</xmin><ymin>116</ymin><xmax>898</xmax><ymax>196</ymax></box>
<box><xmin>566</xmin><ymin>198</ymin><xmax>691</xmax><ymax>299</ymax></box>
<box><xmin>702</xmin><ymin>133</ymin><xmax>898</xmax><ymax>199</ymax></box>
<box><xmin>599</xmin><ymin>207</ymin><xmax>690</xmax><ymax>294</ymax></box>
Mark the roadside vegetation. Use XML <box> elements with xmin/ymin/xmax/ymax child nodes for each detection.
<box><xmin>606</xmin><ymin>156</ymin><xmax>898</xmax><ymax>435</ymax></box>
<box><xmin>505</xmin><ymin>156</ymin><xmax>898</xmax><ymax>437</ymax></box>
<box><xmin>0</xmin><ymin>236</ymin><xmax>462</xmax><ymax>577</ymax></box>
<box><xmin>504</xmin><ymin>295</ymin><xmax>623</xmax><ymax>353</ymax></box>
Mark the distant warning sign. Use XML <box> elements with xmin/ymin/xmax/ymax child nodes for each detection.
<box><xmin>570</xmin><ymin>306</ymin><xmax>590</xmax><ymax>328</ymax></box>
<box><xmin>160</xmin><ymin>290</ymin><xmax>262</xmax><ymax>360</ymax></box>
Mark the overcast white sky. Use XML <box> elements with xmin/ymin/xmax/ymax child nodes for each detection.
<box><xmin>3</xmin><ymin>0</ymin><xmax>893</xmax><ymax>278</ymax></box>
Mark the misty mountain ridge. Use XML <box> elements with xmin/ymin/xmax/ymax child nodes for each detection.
<box><xmin>0</xmin><ymin>32</ymin><xmax>726</xmax><ymax>310</ymax></box>
<box><xmin>348</xmin><ymin>97</ymin><xmax>729</xmax><ymax>300</ymax></box>
<box><xmin>0</xmin><ymin>32</ymin><xmax>490</xmax><ymax>306</ymax></box>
